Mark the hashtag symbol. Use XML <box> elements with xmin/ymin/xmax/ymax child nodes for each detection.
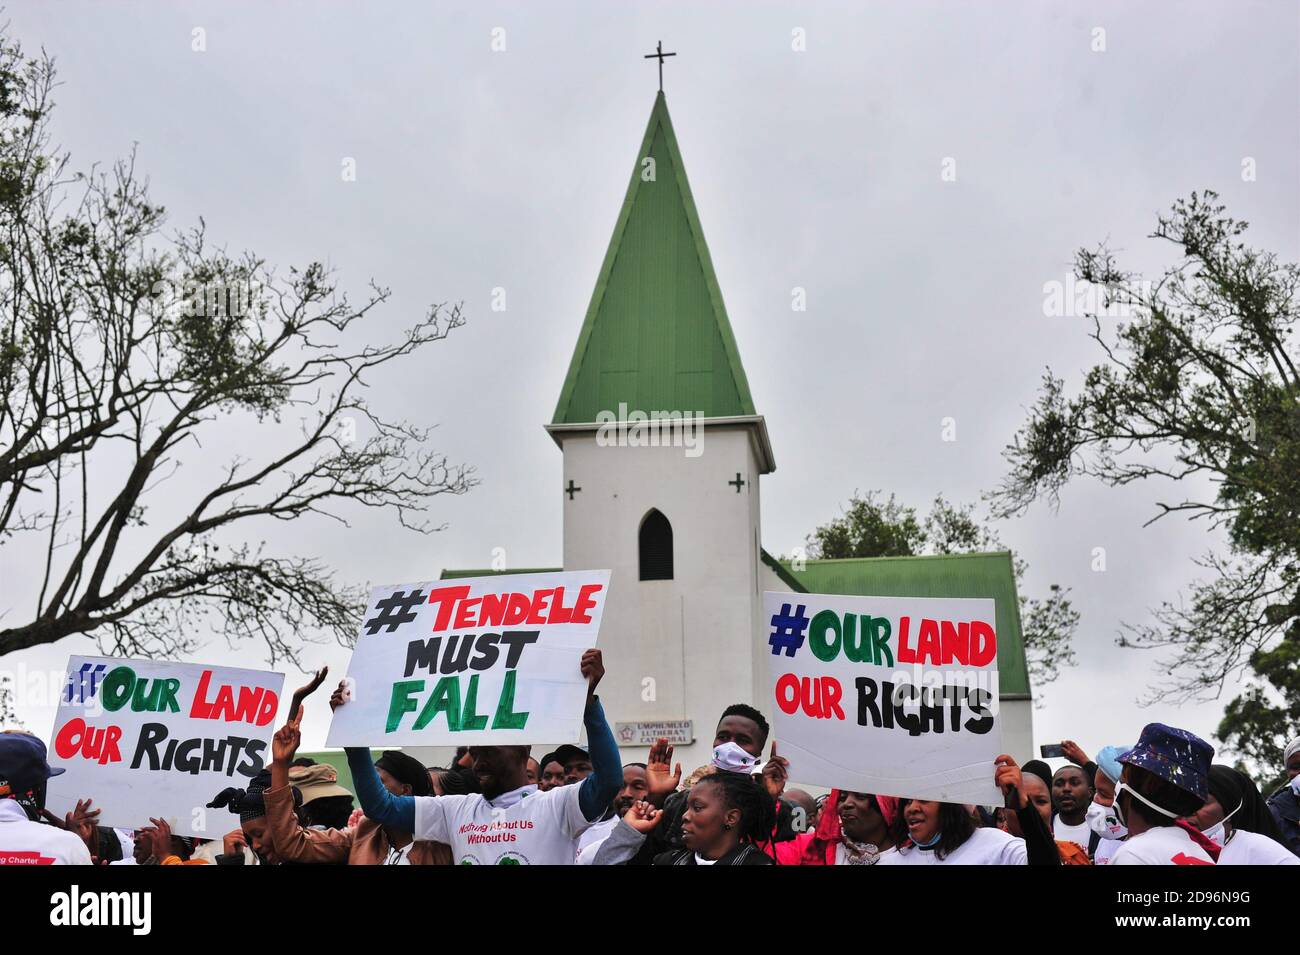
<box><xmin>768</xmin><ymin>603</ymin><xmax>810</xmax><ymax>656</ymax></box>
<box><xmin>363</xmin><ymin>588</ymin><xmax>427</xmax><ymax>635</ymax></box>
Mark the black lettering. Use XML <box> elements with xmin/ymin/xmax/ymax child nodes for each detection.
<box><xmin>499</xmin><ymin>630</ymin><xmax>540</xmax><ymax>668</ymax></box>
<box><xmin>405</xmin><ymin>636</ymin><xmax>442</xmax><ymax>678</ymax></box>
<box><xmin>235</xmin><ymin>739</ymin><xmax>263</xmax><ymax>777</ymax></box>
<box><xmin>174</xmin><ymin>738</ymin><xmax>203</xmax><ymax>775</ymax></box>
<box><xmin>131</xmin><ymin>723</ymin><xmax>169</xmax><ymax>770</ymax></box>
<box><xmin>470</xmin><ymin>633</ymin><xmax>501</xmax><ymax>671</ymax></box>
<box><xmin>855</xmin><ymin>677</ymin><xmax>881</xmax><ymax>727</ymax></box>
<box><xmin>440</xmin><ymin>634</ymin><xmax>474</xmax><ymax>674</ymax></box>
<box><xmin>963</xmin><ymin>688</ymin><xmax>994</xmax><ymax>734</ymax></box>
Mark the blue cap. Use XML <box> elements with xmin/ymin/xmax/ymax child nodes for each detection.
<box><xmin>0</xmin><ymin>732</ymin><xmax>64</xmax><ymax>795</ymax></box>
<box><xmin>1119</xmin><ymin>723</ymin><xmax>1213</xmax><ymax>801</ymax></box>
<box><xmin>1096</xmin><ymin>745</ymin><xmax>1128</xmax><ymax>784</ymax></box>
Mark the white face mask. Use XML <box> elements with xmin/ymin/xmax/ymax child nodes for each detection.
<box><xmin>711</xmin><ymin>741</ymin><xmax>758</xmax><ymax>774</ymax></box>
<box><xmin>1113</xmin><ymin>781</ymin><xmax>1179</xmax><ymax>830</ymax></box>
<box><xmin>1200</xmin><ymin>797</ymin><xmax>1243</xmax><ymax>846</ymax></box>
<box><xmin>1086</xmin><ymin>798</ymin><xmax>1127</xmax><ymax>840</ymax></box>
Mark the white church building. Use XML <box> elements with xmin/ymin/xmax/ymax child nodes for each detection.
<box><xmin>440</xmin><ymin>92</ymin><xmax>1034</xmax><ymax>776</ymax></box>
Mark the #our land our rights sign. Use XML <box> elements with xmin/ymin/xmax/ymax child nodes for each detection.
<box><xmin>46</xmin><ymin>656</ymin><xmax>284</xmax><ymax>837</ymax></box>
<box><xmin>765</xmin><ymin>591</ymin><xmax>1003</xmax><ymax>806</ymax></box>
<box><xmin>326</xmin><ymin>570</ymin><xmax>610</xmax><ymax>747</ymax></box>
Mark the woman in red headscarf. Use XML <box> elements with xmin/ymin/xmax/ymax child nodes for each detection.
<box><xmin>767</xmin><ymin>789</ymin><xmax>901</xmax><ymax>865</ymax></box>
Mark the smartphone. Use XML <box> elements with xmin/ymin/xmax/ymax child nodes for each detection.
<box><xmin>1040</xmin><ymin>743</ymin><xmax>1065</xmax><ymax>759</ymax></box>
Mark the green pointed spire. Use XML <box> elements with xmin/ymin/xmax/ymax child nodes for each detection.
<box><xmin>552</xmin><ymin>92</ymin><xmax>757</xmax><ymax>425</ymax></box>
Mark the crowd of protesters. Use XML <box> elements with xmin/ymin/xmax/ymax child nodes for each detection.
<box><xmin>2</xmin><ymin>648</ymin><xmax>1298</xmax><ymax>866</ymax></box>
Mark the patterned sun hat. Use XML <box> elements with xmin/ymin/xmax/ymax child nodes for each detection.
<box><xmin>1119</xmin><ymin>723</ymin><xmax>1213</xmax><ymax>801</ymax></box>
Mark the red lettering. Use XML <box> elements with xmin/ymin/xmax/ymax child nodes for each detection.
<box><xmin>571</xmin><ymin>583</ymin><xmax>602</xmax><ymax>624</ymax></box>
<box><xmin>53</xmin><ymin>720</ymin><xmax>122</xmax><ymax>765</ymax></box>
<box><xmin>822</xmin><ymin>677</ymin><xmax>845</xmax><ymax>720</ymax></box>
<box><xmin>897</xmin><ymin>616</ymin><xmax>916</xmax><ymax>663</ymax></box>
<box><xmin>189</xmin><ymin>670</ymin><xmax>215</xmax><ymax>719</ymax></box>
<box><xmin>775</xmin><ymin>673</ymin><xmax>800</xmax><ymax>715</ymax></box>
<box><xmin>527</xmin><ymin>589</ymin><xmax>554</xmax><ymax>625</ymax></box>
<box><xmin>940</xmin><ymin>620</ymin><xmax>970</xmax><ymax>665</ymax></box>
<box><xmin>504</xmin><ymin>593</ymin><xmax>530</xmax><ymax>626</ymax></box>
<box><xmin>546</xmin><ymin>586</ymin><xmax>573</xmax><ymax>624</ymax></box>
<box><xmin>53</xmin><ymin>718</ymin><xmax>84</xmax><ymax>759</ymax></box>
<box><xmin>916</xmin><ymin>618</ymin><xmax>941</xmax><ymax>665</ymax></box>
<box><xmin>256</xmin><ymin>689</ymin><xmax>278</xmax><ymax>727</ymax></box>
<box><xmin>479</xmin><ymin>593</ymin><xmax>509</xmax><ymax>628</ymax></box>
<box><xmin>426</xmin><ymin>585</ymin><xmax>471</xmax><ymax>632</ymax></box>
<box><xmin>970</xmin><ymin>620</ymin><xmax>997</xmax><ymax>667</ymax></box>
<box><xmin>453</xmin><ymin>597</ymin><xmax>482</xmax><ymax>629</ymax></box>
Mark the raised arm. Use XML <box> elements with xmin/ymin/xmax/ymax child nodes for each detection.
<box><xmin>330</xmin><ymin>678</ymin><xmax>416</xmax><ymax>832</ymax></box>
<box><xmin>345</xmin><ymin>746</ymin><xmax>416</xmax><ymax>832</ymax></box>
<box><xmin>576</xmin><ymin>649</ymin><xmax>622</xmax><ymax>821</ymax></box>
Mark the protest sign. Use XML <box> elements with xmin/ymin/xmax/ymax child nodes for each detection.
<box><xmin>45</xmin><ymin>656</ymin><xmax>284</xmax><ymax>837</ymax></box>
<box><xmin>326</xmin><ymin>570</ymin><xmax>610</xmax><ymax>747</ymax></box>
<box><xmin>765</xmin><ymin>591</ymin><xmax>1002</xmax><ymax>805</ymax></box>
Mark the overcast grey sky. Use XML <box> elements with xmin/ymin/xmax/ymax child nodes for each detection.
<box><xmin>2</xmin><ymin>1</ymin><xmax>1297</xmax><ymax>759</ymax></box>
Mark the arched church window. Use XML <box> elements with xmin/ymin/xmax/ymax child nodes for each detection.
<box><xmin>639</xmin><ymin>509</ymin><xmax>674</xmax><ymax>581</ymax></box>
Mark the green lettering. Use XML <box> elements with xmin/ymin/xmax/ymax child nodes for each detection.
<box><xmin>101</xmin><ymin>666</ymin><xmax>136</xmax><ymax>712</ymax></box>
<box><xmin>414</xmin><ymin>676</ymin><xmax>462</xmax><ymax>732</ymax></box>
<box><xmin>809</xmin><ymin>609</ymin><xmax>842</xmax><ymax>662</ymax></box>
<box><xmin>460</xmin><ymin>674</ymin><xmax>488</xmax><ymax>731</ymax></box>
<box><xmin>870</xmin><ymin>617</ymin><xmax>894</xmax><ymax>668</ymax></box>
<box><xmin>385</xmin><ymin>680</ymin><xmax>424</xmax><ymax>733</ymax></box>
<box><xmin>491</xmin><ymin>670</ymin><xmax>529</xmax><ymax>730</ymax></box>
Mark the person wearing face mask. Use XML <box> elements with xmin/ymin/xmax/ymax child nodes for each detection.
<box><xmin>1109</xmin><ymin>723</ymin><xmax>1218</xmax><ymax>865</ymax></box>
<box><xmin>1192</xmin><ymin>764</ymin><xmax>1297</xmax><ymax>865</ymax></box>
<box><xmin>628</xmin><ymin>704</ymin><xmax>796</xmax><ymax>864</ymax></box>
<box><xmin>878</xmin><ymin>754</ymin><xmax>1060</xmax><ymax>865</ymax></box>
<box><xmin>1086</xmin><ymin>744</ymin><xmax>1129</xmax><ymax>865</ymax></box>
<box><xmin>1265</xmin><ymin>735</ymin><xmax>1300</xmax><ymax>857</ymax></box>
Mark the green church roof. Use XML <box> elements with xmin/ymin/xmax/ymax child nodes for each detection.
<box><xmin>775</xmin><ymin>550</ymin><xmax>1032</xmax><ymax>699</ymax></box>
<box><xmin>552</xmin><ymin>92</ymin><xmax>757</xmax><ymax>425</ymax></box>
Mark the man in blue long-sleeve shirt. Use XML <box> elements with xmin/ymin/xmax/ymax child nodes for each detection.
<box><xmin>336</xmin><ymin>648</ymin><xmax>622</xmax><ymax>865</ymax></box>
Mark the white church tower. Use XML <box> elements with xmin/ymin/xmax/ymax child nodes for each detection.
<box><xmin>537</xmin><ymin>91</ymin><xmax>1035</xmax><ymax>773</ymax></box>
<box><xmin>545</xmin><ymin>92</ymin><xmax>774</xmax><ymax>771</ymax></box>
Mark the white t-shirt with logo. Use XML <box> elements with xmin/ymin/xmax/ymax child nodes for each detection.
<box><xmin>1217</xmin><ymin>829</ymin><xmax>1299</xmax><ymax>865</ymax></box>
<box><xmin>1053</xmin><ymin>816</ymin><xmax>1091</xmax><ymax>852</ymax></box>
<box><xmin>1110</xmin><ymin>825</ymin><xmax>1215</xmax><ymax>865</ymax></box>
<box><xmin>0</xmin><ymin>799</ymin><xmax>92</xmax><ymax>865</ymax></box>
<box><xmin>1093</xmin><ymin>836</ymin><xmax>1123</xmax><ymax>865</ymax></box>
<box><xmin>877</xmin><ymin>826</ymin><xmax>1027</xmax><ymax>865</ymax></box>
<box><xmin>413</xmin><ymin>783</ymin><xmax>590</xmax><ymax>865</ymax></box>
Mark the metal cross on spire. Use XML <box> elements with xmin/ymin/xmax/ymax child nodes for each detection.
<box><xmin>644</xmin><ymin>40</ymin><xmax>676</xmax><ymax>92</ymax></box>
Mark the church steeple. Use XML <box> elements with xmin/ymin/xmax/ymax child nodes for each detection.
<box><xmin>551</xmin><ymin>92</ymin><xmax>758</xmax><ymax>430</ymax></box>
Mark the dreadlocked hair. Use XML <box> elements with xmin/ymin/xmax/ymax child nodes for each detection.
<box><xmin>696</xmin><ymin>772</ymin><xmax>777</xmax><ymax>853</ymax></box>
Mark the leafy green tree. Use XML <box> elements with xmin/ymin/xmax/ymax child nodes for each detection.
<box><xmin>990</xmin><ymin>191</ymin><xmax>1299</xmax><ymax>774</ymax></box>
<box><xmin>806</xmin><ymin>491</ymin><xmax>1079</xmax><ymax>687</ymax></box>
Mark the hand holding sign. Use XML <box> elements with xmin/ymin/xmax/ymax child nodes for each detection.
<box><xmin>761</xmin><ymin>741</ymin><xmax>789</xmax><ymax>800</ymax></box>
<box><xmin>994</xmin><ymin>754</ymin><xmax>1027</xmax><ymax>809</ymax></box>
<box><xmin>581</xmin><ymin>648</ymin><xmax>604</xmax><ymax>701</ymax></box>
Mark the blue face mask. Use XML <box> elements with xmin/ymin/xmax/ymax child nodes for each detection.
<box><xmin>913</xmin><ymin>828</ymin><xmax>942</xmax><ymax>848</ymax></box>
